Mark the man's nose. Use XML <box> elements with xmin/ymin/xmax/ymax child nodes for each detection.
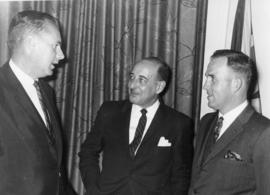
<box><xmin>57</xmin><ymin>47</ymin><xmax>65</xmax><ymax>60</ymax></box>
<box><xmin>203</xmin><ymin>80</ymin><xmax>208</xmax><ymax>90</ymax></box>
<box><xmin>129</xmin><ymin>78</ymin><xmax>139</xmax><ymax>89</ymax></box>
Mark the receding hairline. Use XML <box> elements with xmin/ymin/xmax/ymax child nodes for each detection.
<box><xmin>8</xmin><ymin>10</ymin><xmax>60</xmax><ymax>54</ymax></box>
<box><xmin>133</xmin><ymin>60</ymin><xmax>161</xmax><ymax>77</ymax></box>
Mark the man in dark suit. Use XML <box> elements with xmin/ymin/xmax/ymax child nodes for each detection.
<box><xmin>189</xmin><ymin>50</ymin><xmax>270</xmax><ymax>195</ymax></box>
<box><xmin>0</xmin><ymin>10</ymin><xmax>68</xmax><ymax>195</ymax></box>
<box><xmin>79</xmin><ymin>57</ymin><xmax>194</xmax><ymax>195</ymax></box>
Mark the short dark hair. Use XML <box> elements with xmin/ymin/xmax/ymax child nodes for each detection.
<box><xmin>8</xmin><ymin>10</ymin><xmax>59</xmax><ymax>54</ymax></box>
<box><xmin>138</xmin><ymin>57</ymin><xmax>172</xmax><ymax>97</ymax></box>
<box><xmin>140</xmin><ymin>57</ymin><xmax>172</xmax><ymax>85</ymax></box>
<box><xmin>211</xmin><ymin>49</ymin><xmax>258</xmax><ymax>98</ymax></box>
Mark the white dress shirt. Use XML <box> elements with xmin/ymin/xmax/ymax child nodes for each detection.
<box><xmin>129</xmin><ymin>100</ymin><xmax>160</xmax><ymax>149</ymax></box>
<box><xmin>217</xmin><ymin>100</ymin><xmax>248</xmax><ymax>140</ymax></box>
<box><xmin>9</xmin><ymin>59</ymin><xmax>47</xmax><ymax>126</ymax></box>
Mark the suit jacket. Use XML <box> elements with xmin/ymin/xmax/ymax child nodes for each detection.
<box><xmin>79</xmin><ymin>100</ymin><xmax>193</xmax><ymax>195</ymax></box>
<box><xmin>0</xmin><ymin>63</ymin><xmax>64</xmax><ymax>195</ymax></box>
<box><xmin>189</xmin><ymin>105</ymin><xmax>270</xmax><ymax>195</ymax></box>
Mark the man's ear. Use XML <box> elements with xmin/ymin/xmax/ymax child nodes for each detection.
<box><xmin>232</xmin><ymin>77</ymin><xmax>243</xmax><ymax>93</ymax></box>
<box><xmin>23</xmin><ymin>35</ymin><xmax>36</xmax><ymax>54</ymax></box>
<box><xmin>156</xmin><ymin>81</ymin><xmax>166</xmax><ymax>94</ymax></box>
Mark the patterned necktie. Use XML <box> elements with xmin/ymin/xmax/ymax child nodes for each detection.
<box><xmin>33</xmin><ymin>81</ymin><xmax>55</xmax><ymax>145</ymax></box>
<box><xmin>129</xmin><ymin>109</ymin><xmax>147</xmax><ymax>158</ymax></box>
<box><xmin>213</xmin><ymin>116</ymin><xmax>224</xmax><ymax>142</ymax></box>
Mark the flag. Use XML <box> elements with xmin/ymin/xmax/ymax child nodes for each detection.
<box><xmin>231</xmin><ymin>0</ymin><xmax>261</xmax><ymax>113</ymax></box>
<box><xmin>200</xmin><ymin>0</ymin><xmax>265</xmax><ymax>117</ymax></box>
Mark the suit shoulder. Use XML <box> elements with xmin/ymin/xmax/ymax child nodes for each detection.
<box><xmin>252</xmin><ymin>111</ymin><xmax>270</xmax><ymax>124</ymax></box>
<box><xmin>248</xmin><ymin>111</ymin><xmax>270</xmax><ymax>132</ymax></box>
<box><xmin>0</xmin><ymin>64</ymin><xmax>9</xmax><ymax>85</ymax></box>
<box><xmin>247</xmin><ymin>112</ymin><xmax>270</xmax><ymax>155</ymax></box>
<box><xmin>98</xmin><ymin>100</ymin><xmax>129</xmax><ymax>115</ymax></box>
<box><xmin>162</xmin><ymin>104</ymin><xmax>192</xmax><ymax>122</ymax></box>
<box><xmin>100</xmin><ymin>100</ymin><xmax>127</xmax><ymax>109</ymax></box>
<box><xmin>201</xmin><ymin>112</ymin><xmax>217</xmax><ymax>122</ymax></box>
<box><xmin>0</xmin><ymin>64</ymin><xmax>12</xmax><ymax>99</ymax></box>
<box><xmin>197</xmin><ymin>112</ymin><xmax>217</xmax><ymax>134</ymax></box>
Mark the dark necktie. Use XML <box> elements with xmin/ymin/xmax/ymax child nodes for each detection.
<box><xmin>213</xmin><ymin>116</ymin><xmax>224</xmax><ymax>142</ymax></box>
<box><xmin>129</xmin><ymin>109</ymin><xmax>147</xmax><ymax>158</ymax></box>
<box><xmin>33</xmin><ymin>81</ymin><xmax>55</xmax><ymax>145</ymax></box>
<box><xmin>202</xmin><ymin>116</ymin><xmax>224</xmax><ymax>163</ymax></box>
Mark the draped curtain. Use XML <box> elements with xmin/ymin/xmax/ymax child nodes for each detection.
<box><xmin>0</xmin><ymin>0</ymin><xmax>201</xmax><ymax>194</ymax></box>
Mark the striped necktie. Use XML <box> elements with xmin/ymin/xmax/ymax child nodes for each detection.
<box><xmin>213</xmin><ymin>116</ymin><xmax>224</xmax><ymax>142</ymax></box>
<box><xmin>129</xmin><ymin>109</ymin><xmax>147</xmax><ymax>158</ymax></box>
<box><xmin>33</xmin><ymin>81</ymin><xmax>55</xmax><ymax>145</ymax></box>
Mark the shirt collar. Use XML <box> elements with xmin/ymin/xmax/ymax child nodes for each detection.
<box><xmin>133</xmin><ymin>100</ymin><xmax>160</xmax><ymax>115</ymax></box>
<box><xmin>9</xmin><ymin>59</ymin><xmax>36</xmax><ymax>85</ymax></box>
<box><xmin>219</xmin><ymin>100</ymin><xmax>248</xmax><ymax>120</ymax></box>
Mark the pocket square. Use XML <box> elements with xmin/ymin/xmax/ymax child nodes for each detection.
<box><xmin>157</xmin><ymin>136</ymin><xmax>171</xmax><ymax>147</ymax></box>
<box><xmin>224</xmin><ymin>150</ymin><xmax>243</xmax><ymax>161</ymax></box>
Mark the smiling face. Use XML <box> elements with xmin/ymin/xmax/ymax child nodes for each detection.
<box><xmin>28</xmin><ymin>21</ymin><xmax>64</xmax><ymax>79</ymax></box>
<box><xmin>203</xmin><ymin>57</ymin><xmax>236</xmax><ymax>114</ymax></box>
<box><xmin>128</xmin><ymin>61</ymin><xmax>165</xmax><ymax>108</ymax></box>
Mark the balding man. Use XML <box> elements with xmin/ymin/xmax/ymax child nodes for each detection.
<box><xmin>0</xmin><ymin>10</ymin><xmax>67</xmax><ymax>195</ymax></box>
<box><xmin>79</xmin><ymin>57</ymin><xmax>194</xmax><ymax>195</ymax></box>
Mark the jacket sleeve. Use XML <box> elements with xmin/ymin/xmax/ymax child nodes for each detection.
<box><xmin>171</xmin><ymin>116</ymin><xmax>194</xmax><ymax>195</ymax></box>
<box><xmin>253</xmin><ymin>126</ymin><xmax>270</xmax><ymax>195</ymax></box>
<box><xmin>79</xmin><ymin>103</ymin><xmax>106</xmax><ymax>194</ymax></box>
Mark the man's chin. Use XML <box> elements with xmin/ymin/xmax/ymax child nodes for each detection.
<box><xmin>129</xmin><ymin>96</ymin><xmax>138</xmax><ymax>104</ymax></box>
<box><xmin>129</xmin><ymin>97</ymin><xmax>135</xmax><ymax>103</ymax></box>
<box><xmin>40</xmin><ymin>70</ymin><xmax>54</xmax><ymax>78</ymax></box>
<box><xmin>208</xmin><ymin>102</ymin><xmax>217</xmax><ymax>110</ymax></box>
<box><xmin>47</xmin><ymin>69</ymin><xmax>54</xmax><ymax>75</ymax></box>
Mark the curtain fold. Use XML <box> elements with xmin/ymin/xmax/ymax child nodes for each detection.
<box><xmin>0</xmin><ymin>1</ymin><xmax>199</xmax><ymax>194</ymax></box>
<box><xmin>192</xmin><ymin>0</ymin><xmax>208</xmax><ymax>135</ymax></box>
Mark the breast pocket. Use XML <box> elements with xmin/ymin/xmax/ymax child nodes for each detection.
<box><xmin>152</xmin><ymin>147</ymin><xmax>172</xmax><ymax>164</ymax></box>
<box><xmin>219</xmin><ymin>158</ymin><xmax>254</xmax><ymax>188</ymax></box>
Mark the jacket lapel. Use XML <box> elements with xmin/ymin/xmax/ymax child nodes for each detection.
<box><xmin>202</xmin><ymin>105</ymin><xmax>255</xmax><ymax>166</ymax></box>
<box><xmin>2</xmin><ymin>64</ymin><xmax>58</xmax><ymax>160</ymax></box>
<box><xmin>135</xmin><ymin>103</ymin><xmax>165</xmax><ymax>157</ymax></box>
<box><xmin>3</xmin><ymin>64</ymin><xmax>45</xmax><ymax>128</ymax></box>
<box><xmin>119</xmin><ymin>101</ymin><xmax>133</xmax><ymax>157</ymax></box>
<box><xmin>38</xmin><ymin>80</ymin><xmax>62</xmax><ymax>163</ymax></box>
<box><xmin>197</xmin><ymin>113</ymin><xmax>218</xmax><ymax>167</ymax></box>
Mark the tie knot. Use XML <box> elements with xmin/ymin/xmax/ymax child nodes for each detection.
<box><xmin>217</xmin><ymin>116</ymin><xmax>224</xmax><ymax>124</ymax></box>
<box><xmin>213</xmin><ymin>116</ymin><xmax>224</xmax><ymax>142</ymax></box>
<box><xmin>33</xmin><ymin>81</ymin><xmax>40</xmax><ymax>89</ymax></box>
<box><xmin>141</xmin><ymin>109</ymin><xmax>147</xmax><ymax>115</ymax></box>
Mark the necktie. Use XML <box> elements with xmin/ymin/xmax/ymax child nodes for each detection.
<box><xmin>213</xmin><ymin>116</ymin><xmax>224</xmax><ymax>142</ymax></box>
<box><xmin>33</xmin><ymin>81</ymin><xmax>55</xmax><ymax>145</ymax></box>
<box><xmin>202</xmin><ymin>116</ymin><xmax>224</xmax><ymax>163</ymax></box>
<box><xmin>129</xmin><ymin>109</ymin><xmax>147</xmax><ymax>158</ymax></box>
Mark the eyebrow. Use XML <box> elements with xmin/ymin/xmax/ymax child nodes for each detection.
<box><xmin>128</xmin><ymin>73</ymin><xmax>149</xmax><ymax>80</ymax></box>
<box><xmin>139</xmin><ymin>75</ymin><xmax>149</xmax><ymax>80</ymax></box>
<box><xmin>205</xmin><ymin>72</ymin><xmax>214</xmax><ymax>78</ymax></box>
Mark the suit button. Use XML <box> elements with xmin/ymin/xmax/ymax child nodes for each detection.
<box><xmin>58</xmin><ymin>172</ymin><xmax>61</xmax><ymax>177</ymax></box>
